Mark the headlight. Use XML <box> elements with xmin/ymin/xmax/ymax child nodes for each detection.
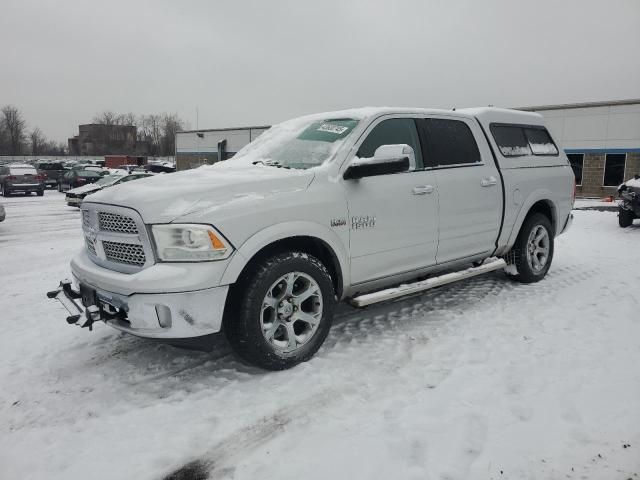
<box><xmin>151</xmin><ymin>224</ymin><xmax>233</xmax><ymax>261</ymax></box>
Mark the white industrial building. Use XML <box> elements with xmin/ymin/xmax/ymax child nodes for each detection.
<box><xmin>524</xmin><ymin>99</ymin><xmax>640</xmax><ymax>197</ymax></box>
<box><xmin>175</xmin><ymin>126</ymin><xmax>269</xmax><ymax>171</ymax></box>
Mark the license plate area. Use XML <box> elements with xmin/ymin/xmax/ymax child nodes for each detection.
<box><xmin>80</xmin><ymin>283</ymin><xmax>97</xmax><ymax>307</ymax></box>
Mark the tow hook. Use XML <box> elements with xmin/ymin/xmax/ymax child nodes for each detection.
<box><xmin>46</xmin><ymin>280</ymin><xmax>103</xmax><ymax>331</ymax></box>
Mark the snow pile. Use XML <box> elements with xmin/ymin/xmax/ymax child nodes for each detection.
<box><xmin>0</xmin><ymin>193</ymin><xmax>639</xmax><ymax>480</ymax></box>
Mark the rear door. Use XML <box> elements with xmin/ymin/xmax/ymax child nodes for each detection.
<box><xmin>417</xmin><ymin>116</ymin><xmax>502</xmax><ymax>264</ymax></box>
<box><xmin>344</xmin><ymin>116</ymin><xmax>439</xmax><ymax>284</ymax></box>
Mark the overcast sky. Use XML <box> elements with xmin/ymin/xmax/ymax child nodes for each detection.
<box><xmin>2</xmin><ymin>0</ymin><xmax>639</xmax><ymax>143</ymax></box>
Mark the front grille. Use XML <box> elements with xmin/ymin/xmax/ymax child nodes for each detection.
<box><xmin>98</xmin><ymin>212</ymin><xmax>138</xmax><ymax>234</ymax></box>
<box><xmin>102</xmin><ymin>241</ymin><xmax>146</xmax><ymax>267</ymax></box>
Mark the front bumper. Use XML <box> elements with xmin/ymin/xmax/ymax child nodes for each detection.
<box><xmin>66</xmin><ymin>196</ymin><xmax>82</xmax><ymax>206</ymax></box>
<box><xmin>48</xmin><ymin>277</ymin><xmax>229</xmax><ymax>340</ymax></box>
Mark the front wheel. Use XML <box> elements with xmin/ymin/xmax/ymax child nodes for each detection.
<box><xmin>505</xmin><ymin>213</ymin><xmax>554</xmax><ymax>283</ymax></box>
<box><xmin>224</xmin><ymin>251</ymin><xmax>335</xmax><ymax>370</ymax></box>
<box><xmin>619</xmin><ymin>207</ymin><xmax>634</xmax><ymax>228</ymax></box>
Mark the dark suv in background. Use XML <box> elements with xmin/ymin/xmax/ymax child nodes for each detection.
<box><xmin>36</xmin><ymin>161</ymin><xmax>66</xmax><ymax>188</ymax></box>
<box><xmin>0</xmin><ymin>164</ymin><xmax>46</xmax><ymax>196</ymax></box>
<box><xmin>57</xmin><ymin>169</ymin><xmax>102</xmax><ymax>192</ymax></box>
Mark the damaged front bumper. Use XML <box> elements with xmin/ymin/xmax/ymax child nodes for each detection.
<box><xmin>47</xmin><ymin>278</ymin><xmax>229</xmax><ymax>341</ymax></box>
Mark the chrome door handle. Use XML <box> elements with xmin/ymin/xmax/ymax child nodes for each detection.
<box><xmin>412</xmin><ymin>185</ymin><xmax>434</xmax><ymax>195</ymax></box>
<box><xmin>481</xmin><ymin>176</ymin><xmax>498</xmax><ymax>187</ymax></box>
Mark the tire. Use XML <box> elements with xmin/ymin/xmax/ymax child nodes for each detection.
<box><xmin>619</xmin><ymin>207</ymin><xmax>634</xmax><ymax>228</ymax></box>
<box><xmin>1</xmin><ymin>184</ymin><xmax>9</xmax><ymax>197</ymax></box>
<box><xmin>37</xmin><ymin>189</ymin><xmax>44</xmax><ymax>197</ymax></box>
<box><xmin>505</xmin><ymin>213</ymin><xmax>554</xmax><ymax>283</ymax></box>
<box><xmin>224</xmin><ymin>251</ymin><xmax>336</xmax><ymax>370</ymax></box>
<box><xmin>57</xmin><ymin>182</ymin><xmax>62</xmax><ymax>192</ymax></box>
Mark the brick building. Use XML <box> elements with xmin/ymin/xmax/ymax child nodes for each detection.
<box><xmin>523</xmin><ymin>99</ymin><xmax>640</xmax><ymax>197</ymax></box>
<box><xmin>68</xmin><ymin>124</ymin><xmax>146</xmax><ymax>156</ymax></box>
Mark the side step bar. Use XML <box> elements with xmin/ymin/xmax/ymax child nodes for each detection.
<box><xmin>350</xmin><ymin>258</ymin><xmax>507</xmax><ymax>307</ymax></box>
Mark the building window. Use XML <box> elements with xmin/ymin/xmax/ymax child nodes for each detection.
<box><xmin>603</xmin><ymin>153</ymin><xmax>626</xmax><ymax>186</ymax></box>
<box><xmin>567</xmin><ymin>153</ymin><xmax>584</xmax><ymax>186</ymax></box>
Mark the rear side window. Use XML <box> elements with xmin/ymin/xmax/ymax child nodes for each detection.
<box><xmin>524</xmin><ymin>127</ymin><xmax>558</xmax><ymax>155</ymax></box>
<box><xmin>491</xmin><ymin>124</ymin><xmax>558</xmax><ymax>157</ymax></box>
<box><xmin>418</xmin><ymin>118</ymin><xmax>481</xmax><ymax>167</ymax></box>
<box><xmin>357</xmin><ymin>118</ymin><xmax>423</xmax><ymax>168</ymax></box>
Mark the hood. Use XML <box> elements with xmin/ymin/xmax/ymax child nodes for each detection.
<box><xmin>86</xmin><ymin>161</ymin><xmax>315</xmax><ymax>223</ymax></box>
<box><xmin>68</xmin><ymin>183</ymin><xmax>104</xmax><ymax>195</ymax></box>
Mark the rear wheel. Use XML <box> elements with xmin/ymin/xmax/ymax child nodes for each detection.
<box><xmin>1</xmin><ymin>184</ymin><xmax>9</xmax><ymax>197</ymax></box>
<box><xmin>57</xmin><ymin>182</ymin><xmax>62</xmax><ymax>192</ymax></box>
<box><xmin>37</xmin><ymin>189</ymin><xmax>44</xmax><ymax>197</ymax></box>
<box><xmin>224</xmin><ymin>251</ymin><xmax>335</xmax><ymax>370</ymax></box>
<box><xmin>619</xmin><ymin>207</ymin><xmax>634</xmax><ymax>228</ymax></box>
<box><xmin>506</xmin><ymin>213</ymin><xmax>554</xmax><ymax>283</ymax></box>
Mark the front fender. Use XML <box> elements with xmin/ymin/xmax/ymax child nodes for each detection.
<box><xmin>220</xmin><ymin>221</ymin><xmax>350</xmax><ymax>293</ymax></box>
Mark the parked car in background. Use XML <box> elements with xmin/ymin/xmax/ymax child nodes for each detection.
<box><xmin>36</xmin><ymin>161</ymin><xmax>66</xmax><ymax>188</ymax></box>
<box><xmin>118</xmin><ymin>164</ymin><xmax>146</xmax><ymax>173</ymax></box>
<box><xmin>65</xmin><ymin>172</ymin><xmax>153</xmax><ymax>207</ymax></box>
<box><xmin>617</xmin><ymin>175</ymin><xmax>640</xmax><ymax>227</ymax></box>
<box><xmin>57</xmin><ymin>170</ymin><xmax>102</xmax><ymax>192</ymax></box>
<box><xmin>0</xmin><ymin>164</ymin><xmax>46</xmax><ymax>196</ymax></box>
<box><xmin>0</xmin><ymin>203</ymin><xmax>5</xmax><ymax>222</ymax></box>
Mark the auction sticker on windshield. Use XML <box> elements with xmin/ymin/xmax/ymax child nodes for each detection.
<box><xmin>297</xmin><ymin>119</ymin><xmax>358</xmax><ymax>143</ymax></box>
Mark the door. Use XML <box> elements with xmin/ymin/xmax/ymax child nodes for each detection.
<box><xmin>417</xmin><ymin>116</ymin><xmax>502</xmax><ymax>264</ymax></box>
<box><xmin>344</xmin><ymin>117</ymin><xmax>439</xmax><ymax>285</ymax></box>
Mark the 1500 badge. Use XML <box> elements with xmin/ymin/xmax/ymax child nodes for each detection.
<box><xmin>351</xmin><ymin>215</ymin><xmax>376</xmax><ymax>230</ymax></box>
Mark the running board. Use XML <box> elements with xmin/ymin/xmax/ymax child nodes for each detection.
<box><xmin>349</xmin><ymin>258</ymin><xmax>507</xmax><ymax>307</ymax></box>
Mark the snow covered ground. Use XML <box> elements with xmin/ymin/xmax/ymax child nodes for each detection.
<box><xmin>1</xmin><ymin>192</ymin><xmax>639</xmax><ymax>480</ymax></box>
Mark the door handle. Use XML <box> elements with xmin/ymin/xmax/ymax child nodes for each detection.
<box><xmin>412</xmin><ymin>185</ymin><xmax>434</xmax><ymax>195</ymax></box>
<box><xmin>481</xmin><ymin>176</ymin><xmax>498</xmax><ymax>187</ymax></box>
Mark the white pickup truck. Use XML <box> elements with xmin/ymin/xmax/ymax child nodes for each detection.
<box><xmin>48</xmin><ymin>107</ymin><xmax>574</xmax><ymax>369</ymax></box>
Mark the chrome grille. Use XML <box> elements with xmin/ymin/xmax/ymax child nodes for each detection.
<box><xmin>98</xmin><ymin>212</ymin><xmax>138</xmax><ymax>234</ymax></box>
<box><xmin>82</xmin><ymin>204</ymin><xmax>152</xmax><ymax>273</ymax></box>
<box><xmin>102</xmin><ymin>241</ymin><xmax>146</xmax><ymax>267</ymax></box>
<box><xmin>82</xmin><ymin>210</ymin><xmax>91</xmax><ymax>229</ymax></box>
<box><xmin>85</xmin><ymin>238</ymin><xmax>97</xmax><ymax>256</ymax></box>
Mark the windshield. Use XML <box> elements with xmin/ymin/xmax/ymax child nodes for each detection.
<box><xmin>233</xmin><ymin>118</ymin><xmax>359</xmax><ymax>169</ymax></box>
<box><xmin>95</xmin><ymin>174</ymin><xmax>125</xmax><ymax>186</ymax></box>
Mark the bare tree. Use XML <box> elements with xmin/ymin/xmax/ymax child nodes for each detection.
<box><xmin>160</xmin><ymin>113</ymin><xmax>184</xmax><ymax>156</ymax></box>
<box><xmin>1</xmin><ymin>105</ymin><xmax>27</xmax><ymax>155</ymax></box>
<box><xmin>119</xmin><ymin>112</ymin><xmax>137</xmax><ymax>126</ymax></box>
<box><xmin>92</xmin><ymin>110</ymin><xmax>120</xmax><ymax>125</ymax></box>
<box><xmin>30</xmin><ymin>127</ymin><xmax>46</xmax><ymax>156</ymax></box>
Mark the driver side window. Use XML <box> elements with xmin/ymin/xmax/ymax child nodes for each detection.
<box><xmin>357</xmin><ymin>118</ymin><xmax>423</xmax><ymax>169</ymax></box>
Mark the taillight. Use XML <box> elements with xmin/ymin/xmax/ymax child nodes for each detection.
<box><xmin>36</xmin><ymin>174</ymin><xmax>46</xmax><ymax>181</ymax></box>
<box><xmin>7</xmin><ymin>175</ymin><xmax>16</xmax><ymax>181</ymax></box>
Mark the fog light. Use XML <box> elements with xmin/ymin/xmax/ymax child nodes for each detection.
<box><xmin>155</xmin><ymin>305</ymin><xmax>172</xmax><ymax>328</ymax></box>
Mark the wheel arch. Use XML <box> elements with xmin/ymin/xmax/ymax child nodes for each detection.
<box><xmin>221</xmin><ymin>222</ymin><xmax>349</xmax><ymax>299</ymax></box>
<box><xmin>504</xmin><ymin>192</ymin><xmax>558</xmax><ymax>252</ymax></box>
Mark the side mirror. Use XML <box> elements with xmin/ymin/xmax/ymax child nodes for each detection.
<box><xmin>344</xmin><ymin>144</ymin><xmax>415</xmax><ymax>180</ymax></box>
